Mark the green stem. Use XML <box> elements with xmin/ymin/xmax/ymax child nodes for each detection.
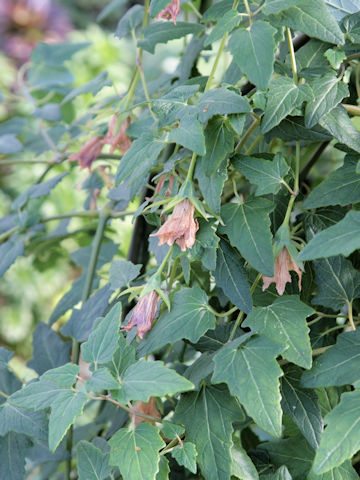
<box><xmin>94</xmin><ymin>393</ymin><xmax>162</xmax><ymax>423</ymax></box>
<box><xmin>243</xmin><ymin>0</ymin><xmax>252</xmax><ymax>23</ymax></box>
<box><xmin>156</xmin><ymin>246</ymin><xmax>173</xmax><ymax>277</ymax></box>
<box><xmin>185</xmin><ymin>152</ymin><xmax>198</xmax><ymax>183</ymax></box>
<box><xmin>208</xmin><ymin>305</ymin><xmax>238</xmax><ymax>318</ymax></box>
<box><xmin>205</xmin><ymin>32</ymin><xmax>228</xmax><ymax>92</ymax></box>
<box><xmin>67</xmin><ymin>207</ymin><xmax>111</xmax><ymax>480</ymax></box>
<box><xmin>347</xmin><ymin>300</ymin><xmax>356</xmax><ymax>331</ymax></box>
<box><xmin>168</xmin><ymin>257</ymin><xmax>179</xmax><ymax>290</ymax></box>
<box><xmin>235</xmin><ymin>117</ymin><xmax>260</xmax><ymax>153</ymax></box>
<box><xmin>244</xmin><ymin>133</ymin><xmax>263</xmax><ymax>155</ymax></box>
<box><xmin>286</xmin><ymin>27</ymin><xmax>298</xmax><ymax>84</ymax></box>
<box><xmin>160</xmin><ymin>436</ymin><xmax>182</xmax><ymax>455</ymax></box>
<box><xmin>0</xmin><ymin>389</ymin><xmax>9</xmax><ymax>399</ymax></box>
<box><xmin>283</xmin><ymin>140</ymin><xmax>300</xmax><ymax>227</ymax></box>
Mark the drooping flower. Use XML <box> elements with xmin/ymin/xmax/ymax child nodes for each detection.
<box><xmin>156</xmin><ymin>0</ymin><xmax>180</xmax><ymax>25</ymax></box>
<box><xmin>102</xmin><ymin>115</ymin><xmax>132</xmax><ymax>154</ymax></box>
<box><xmin>122</xmin><ymin>290</ymin><xmax>160</xmax><ymax>339</ymax></box>
<box><xmin>131</xmin><ymin>397</ymin><xmax>161</xmax><ymax>427</ymax></box>
<box><xmin>69</xmin><ymin>136</ymin><xmax>104</xmax><ymax>170</ymax></box>
<box><xmin>150</xmin><ymin>198</ymin><xmax>199</xmax><ymax>251</ymax></box>
<box><xmin>262</xmin><ymin>246</ymin><xmax>302</xmax><ymax>296</ymax></box>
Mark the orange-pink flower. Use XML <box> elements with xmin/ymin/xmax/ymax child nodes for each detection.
<box><xmin>150</xmin><ymin>198</ymin><xmax>199</xmax><ymax>251</ymax></box>
<box><xmin>69</xmin><ymin>136</ymin><xmax>104</xmax><ymax>170</ymax></box>
<box><xmin>122</xmin><ymin>290</ymin><xmax>160</xmax><ymax>339</ymax></box>
<box><xmin>156</xmin><ymin>0</ymin><xmax>180</xmax><ymax>25</ymax></box>
<box><xmin>262</xmin><ymin>247</ymin><xmax>302</xmax><ymax>296</ymax></box>
<box><xmin>103</xmin><ymin>115</ymin><xmax>132</xmax><ymax>154</ymax></box>
<box><xmin>131</xmin><ymin>397</ymin><xmax>161</xmax><ymax>427</ymax></box>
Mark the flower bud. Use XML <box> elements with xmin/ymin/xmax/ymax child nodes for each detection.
<box><xmin>69</xmin><ymin>136</ymin><xmax>104</xmax><ymax>170</ymax></box>
<box><xmin>122</xmin><ymin>290</ymin><xmax>160</xmax><ymax>339</ymax></box>
<box><xmin>262</xmin><ymin>246</ymin><xmax>302</xmax><ymax>296</ymax></box>
<box><xmin>156</xmin><ymin>0</ymin><xmax>180</xmax><ymax>25</ymax></box>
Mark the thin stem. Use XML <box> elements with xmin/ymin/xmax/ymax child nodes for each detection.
<box><xmin>283</xmin><ymin>140</ymin><xmax>300</xmax><ymax>227</ymax></box>
<box><xmin>168</xmin><ymin>257</ymin><xmax>179</xmax><ymax>290</ymax></box>
<box><xmin>356</xmin><ymin>63</ymin><xmax>360</xmax><ymax>100</ymax></box>
<box><xmin>0</xmin><ymin>389</ymin><xmax>9</xmax><ymax>399</ymax></box>
<box><xmin>67</xmin><ymin>207</ymin><xmax>111</xmax><ymax>480</ymax></box>
<box><xmin>286</xmin><ymin>27</ymin><xmax>298</xmax><ymax>84</ymax></box>
<box><xmin>244</xmin><ymin>133</ymin><xmax>263</xmax><ymax>155</ymax></box>
<box><xmin>185</xmin><ymin>152</ymin><xmax>198</xmax><ymax>183</ymax></box>
<box><xmin>156</xmin><ymin>246</ymin><xmax>173</xmax><ymax>277</ymax></box>
<box><xmin>280</xmin><ymin>179</ymin><xmax>296</xmax><ymax>196</ymax></box>
<box><xmin>208</xmin><ymin>305</ymin><xmax>238</xmax><ymax>318</ymax></box>
<box><xmin>0</xmin><ymin>159</ymin><xmax>57</xmax><ymax>166</ymax></box>
<box><xmin>235</xmin><ymin>117</ymin><xmax>260</xmax><ymax>153</ymax></box>
<box><xmin>205</xmin><ymin>33</ymin><xmax>228</xmax><ymax>92</ymax></box>
<box><xmin>347</xmin><ymin>300</ymin><xmax>356</xmax><ymax>331</ymax></box>
<box><xmin>94</xmin><ymin>393</ymin><xmax>163</xmax><ymax>423</ymax></box>
<box><xmin>0</xmin><ymin>227</ymin><xmax>18</xmax><ymax>244</ymax></box>
<box><xmin>160</xmin><ymin>436</ymin><xmax>182</xmax><ymax>455</ymax></box>
<box><xmin>314</xmin><ymin>311</ymin><xmax>347</xmax><ymax>319</ymax></box>
<box><xmin>243</xmin><ymin>0</ymin><xmax>252</xmax><ymax>24</ymax></box>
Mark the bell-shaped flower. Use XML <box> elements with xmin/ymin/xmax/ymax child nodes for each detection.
<box><xmin>69</xmin><ymin>136</ymin><xmax>104</xmax><ymax>170</ymax></box>
<box><xmin>150</xmin><ymin>198</ymin><xmax>199</xmax><ymax>251</ymax></box>
<box><xmin>156</xmin><ymin>0</ymin><xmax>180</xmax><ymax>25</ymax></box>
<box><xmin>262</xmin><ymin>246</ymin><xmax>302</xmax><ymax>296</ymax></box>
<box><xmin>103</xmin><ymin>115</ymin><xmax>132</xmax><ymax>154</ymax></box>
<box><xmin>122</xmin><ymin>290</ymin><xmax>160</xmax><ymax>339</ymax></box>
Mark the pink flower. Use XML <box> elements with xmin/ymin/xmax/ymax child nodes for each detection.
<box><xmin>150</xmin><ymin>198</ymin><xmax>199</xmax><ymax>251</ymax></box>
<box><xmin>69</xmin><ymin>136</ymin><xmax>104</xmax><ymax>170</ymax></box>
<box><xmin>122</xmin><ymin>290</ymin><xmax>160</xmax><ymax>339</ymax></box>
<box><xmin>156</xmin><ymin>0</ymin><xmax>180</xmax><ymax>25</ymax></box>
<box><xmin>102</xmin><ymin>115</ymin><xmax>132</xmax><ymax>154</ymax></box>
<box><xmin>131</xmin><ymin>397</ymin><xmax>161</xmax><ymax>427</ymax></box>
<box><xmin>262</xmin><ymin>247</ymin><xmax>302</xmax><ymax>296</ymax></box>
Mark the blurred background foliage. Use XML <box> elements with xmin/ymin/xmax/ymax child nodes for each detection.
<box><xmin>0</xmin><ymin>0</ymin><xmax>154</xmax><ymax>367</ymax></box>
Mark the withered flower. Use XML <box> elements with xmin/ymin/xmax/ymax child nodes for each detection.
<box><xmin>150</xmin><ymin>198</ymin><xmax>199</xmax><ymax>251</ymax></box>
<box><xmin>122</xmin><ymin>290</ymin><xmax>160</xmax><ymax>339</ymax></box>
<box><xmin>262</xmin><ymin>247</ymin><xmax>302</xmax><ymax>296</ymax></box>
<box><xmin>131</xmin><ymin>397</ymin><xmax>161</xmax><ymax>427</ymax></box>
<box><xmin>69</xmin><ymin>136</ymin><xmax>104</xmax><ymax>170</ymax></box>
<box><xmin>156</xmin><ymin>0</ymin><xmax>180</xmax><ymax>25</ymax></box>
<box><xmin>103</xmin><ymin>115</ymin><xmax>132</xmax><ymax>154</ymax></box>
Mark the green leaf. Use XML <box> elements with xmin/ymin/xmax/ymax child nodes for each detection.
<box><xmin>231</xmin><ymin>438</ymin><xmax>259</xmax><ymax>480</ymax></box>
<box><xmin>312</xmin><ymin>390</ymin><xmax>360</xmax><ymax>474</ymax></box>
<box><xmin>196</xmin><ymin>88</ymin><xmax>251</xmax><ymax>123</ymax></box>
<box><xmin>0</xmin><ymin>134</ymin><xmax>23</xmax><ymax>154</ymax></box>
<box><xmin>303</xmin><ymin>156</ymin><xmax>360</xmax><ymax>208</ymax></box>
<box><xmin>112</xmin><ymin>359</ymin><xmax>193</xmax><ymax>403</ymax></box>
<box><xmin>161</xmin><ymin>420</ymin><xmax>185</xmax><ymax>439</ymax></box>
<box><xmin>77</xmin><ymin>440</ymin><xmax>111</xmax><ymax>480</ymax></box>
<box><xmin>316</xmin><ymin>386</ymin><xmax>343</xmax><ymax>417</ymax></box>
<box><xmin>109</xmin><ymin>423</ymin><xmax>165</xmax><ymax>480</ymax></box>
<box><xmin>301</xmin><ymin>330</ymin><xmax>360</xmax><ymax>387</ymax></box>
<box><xmin>281</xmin><ymin>365</ymin><xmax>323</xmax><ymax>449</ymax></box>
<box><xmin>81</xmin><ymin>303</ymin><xmax>121</xmax><ymax>365</ymax></box>
<box><xmin>243</xmin><ymin>296</ymin><xmax>314</xmax><ymax>369</ymax></box>
<box><xmin>156</xmin><ymin>456</ymin><xmax>170</xmax><ymax>480</ymax></box>
<box><xmin>205</xmin><ymin>9</ymin><xmax>242</xmax><ymax>46</ymax></box>
<box><xmin>307</xmin><ymin>460</ymin><xmax>358</xmax><ymax>480</ymax></box>
<box><xmin>0</xmin><ymin>433</ymin><xmax>31</xmax><ymax>480</ymax></box>
<box><xmin>212</xmin><ymin>335</ymin><xmax>284</xmax><ymax>437</ymax></box>
<box><xmin>261</xmin><ymin>77</ymin><xmax>311</xmax><ymax>133</ymax></box>
<box><xmin>28</xmin><ymin>65</ymin><xmax>74</xmax><ymax>89</ymax></box>
<box><xmin>324</xmin><ymin>48</ymin><xmax>346</xmax><ymax>70</ymax></box>
<box><xmin>0</xmin><ymin>403</ymin><xmax>48</xmax><ymax>441</ymax></box>
<box><xmin>311</xmin><ymin>256</ymin><xmax>360</xmax><ymax>311</ymax></box>
<box><xmin>262</xmin><ymin>466</ymin><xmax>292</xmax><ymax>480</ymax></box>
<box><xmin>30</xmin><ymin>42</ymin><xmax>90</xmax><ymax>66</ymax></box>
<box><xmin>171</xmin><ymin>442</ymin><xmax>197</xmax><ymax>473</ymax></box>
<box><xmin>49</xmin><ymin>390</ymin><xmax>87</xmax><ymax>451</ymax></box>
<box><xmin>174</xmin><ymin>385</ymin><xmax>245</xmax><ymax>480</ymax></box>
<box><xmin>28</xmin><ymin>322</ymin><xmax>71</xmax><ymax>375</ymax></box>
<box><xmin>265</xmin><ymin>116</ymin><xmax>332</xmax><ymax>142</ymax></box>
<box><xmin>138</xmin><ymin>287</ymin><xmax>216</xmax><ymax>356</ymax></box>
<box><xmin>295</xmin><ymin>39</ymin><xmax>330</xmax><ymax>71</ymax></box>
<box><xmin>86</xmin><ymin>368</ymin><xmax>120</xmax><ymax>392</ymax></box>
<box><xmin>342</xmin><ymin>11</ymin><xmax>360</xmax><ymax>43</ymax></box>
<box><xmin>152</xmin><ymin>85</ymin><xmax>199</xmax><ymax>126</ymax></box>
<box><xmin>260</xmin><ymin>436</ymin><xmax>314</xmax><ymax>479</ymax></box>
<box><xmin>115</xmin><ymin>5</ymin><xmax>144</xmax><ymax>39</ymax></box>
<box><xmin>233</xmin><ymin>153</ymin><xmax>290</xmax><ymax>196</ymax></box>
<box><xmin>219</xmin><ymin>198</ymin><xmax>275</xmax><ymax>276</ymax></box>
<box><xmin>325</xmin><ymin>0</ymin><xmax>359</xmax><ymax>22</ymax></box>
<box><xmin>139</xmin><ymin>22</ymin><xmax>204</xmax><ymax>54</ymax></box>
<box><xmin>0</xmin><ymin>237</ymin><xmax>25</xmax><ymax>278</ymax></box>
<box><xmin>106</xmin><ymin>334</ymin><xmax>136</xmax><ymax>379</ymax></box>
<box><xmin>168</xmin><ymin>116</ymin><xmax>205</xmax><ymax>155</ymax></box>
<box><xmin>268</xmin><ymin>0</ymin><xmax>345</xmax><ymax>45</ymax></box>
<box><xmin>110</xmin><ymin>260</ymin><xmax>142</xmax><ymax>289</ymax></box>
<box><xmin>215</xmin><ymin>239</ymin><xmax>252</xmax><ymax>313</ymax></box>
<box><xmin>305</xmin><ymin>75</ymin><xmax>349</xmax><ymax>128</ymax></box>
<box><xmin>200</xmin><ymin>117</ymin><xmax>234</xmax><ymax>176</ymax></box>
<box><xmin>0</xmin><ymin>347</ymin><xmax>13</xmax><ymax>370</ymax></box>
<box><xmin>229</xmin><ymin>21</ymin><xmax>277</xmax><ymax>90</ymax></box>
<box><xmin>299</xmin><ymin>210</ymin><xmax>360</xmax><ymax>260</ymax></box>
<box><xmin>195</xmin><ymin>159</ymin><xmax>227</xmax><ymax>215</ymax></box>
<box><xmin>263</xmin><ymin>0</ymin><xmax>304</xmax><ymax>15</ymax></box>
<box><xmin>61</xmin><ymin>71</ymin><xmax>111</xmax><ymax>104</ymax></box>
<box><xmin>97</xmin><ymin>0</ymin><xmax>127</xmax><ymax>20</ymax></box>
<box><xmin>115</xmin><ymin>132</ymin><xmax>164</xmax><ymax>185</ymax></box>
<box><xmin>318</xmin><ymin>106</ymin><xmax>360</xmax><ymax>154</ymax></box>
